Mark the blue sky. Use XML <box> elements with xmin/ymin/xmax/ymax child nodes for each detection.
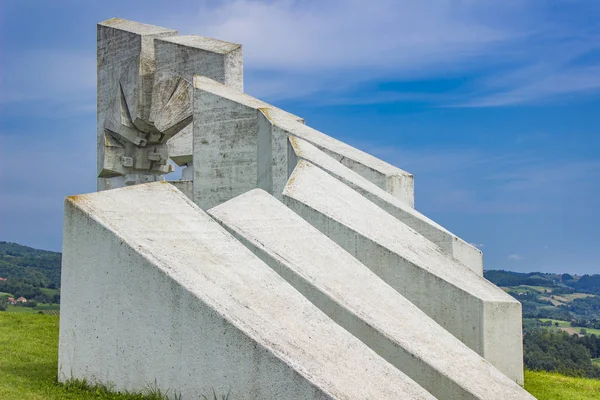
<box><xmin>1</xmin><ymin>0</ymin><xmax>599</xmax><ymax>274</ymax></box>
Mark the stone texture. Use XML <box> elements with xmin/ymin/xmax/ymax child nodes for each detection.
<box><xmin>209</xmin><ymin>189</ymin><xmax>534</xmax><ymax>400</ymax></box>
<box><xmin>282</xmin><ymin>160</ymin><xmax>524</xmax><ymax>384</ymax></box>
<box><xmin>191</xmin><ymin>76</ymin><xmax>413</xmax><ymax>209</ymax></box>
<box><xmin>97</xmin><ymin>19</ymin><xmax>244</xmax><ymax>189</ymax></box>
<box><xmin>262</xmin><ymin>107</ymin><xmax>415</xmax><ymax>206</ymax></box>
<box><xmin>288</xmin><ymin>136</ymin><xmax>483</xmax><ymax>274</ymax></box>
<box><xmin>59</xmin><ymin>182</ymin><xmax>435</xmax><ymax>400</ymax></box>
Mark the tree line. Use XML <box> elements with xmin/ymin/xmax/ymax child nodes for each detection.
<box><xmin>524</xmin><ymin>329</ymin><xmax>600</xmax><ymax>379</ymax></box>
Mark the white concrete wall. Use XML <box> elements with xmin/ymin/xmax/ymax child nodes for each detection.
<box><xmin>209</xmin><ymin>189</ymin><xmax>534</xmax><ymax>400</ymax></box>
<box><xmin>288</xmin><ymin>136</ymin><xmax>483</xmax><ymax>274</ymax></box>
<box><xmin>189</xmin><ymin>77</ymin><xmax>414</xmax><ymax>207</ymax></box>
<box><xmin>282</xmin><ymin>161</ymin><xmax>524</xmax><ymax>384</ymax></box>
<box><xmin>59</xmin><ymin>182</ymin><xmax>434</xmax><ymax>400</ymax></box>
<box><xmin>97</xmin><ymin>19</ymin><xmax>244</xmax><ymax>189</ymax></box>
<box><xmin>97</xmin><ymin>18</ymin><xmax>177</xmax><ymax>190</ymax></box>
<box><xmin>191</xmin><ymin>76</ymin><xmax>304</xmax><ymax>209</ymax></box>
<box><xmin>261</xmin><ymin>108</ymin><xmax>415</xmax><ymax>206</ymax></box>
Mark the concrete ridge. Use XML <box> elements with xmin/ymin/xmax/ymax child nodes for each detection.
<box><xmin>209</xmin><ymin>188</ymin><xmax>535</xmax><ymax>400</ymax></box>
<box><xmin>288</xmin><ymin>135</ymin><xmax>483</xmax><ymax>274</ymax></box>
<box><xmin>157</xmin><ymin>35</ymin><xmax>241</xmax><ymax>54</ymax></box>
<box><xmin>282</xmin><ymin>160</ymin><xmax>524</xmax><ymax>383</ymax></box>
<box><xmin>60</xmin><ymin>182</ymin><xmax>435</xmax><ymax>399</ymax></box>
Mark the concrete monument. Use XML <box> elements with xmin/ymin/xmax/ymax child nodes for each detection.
<box><xmin>59</xmin><ymin>17</ymin><xmax>535</xmax><ymax>399</ymax></box>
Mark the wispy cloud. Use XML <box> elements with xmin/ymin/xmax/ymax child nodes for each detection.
<box><xmin>166</xmin><ymin>0</ymin><xmax>600</xmax><ymax>106</ymax></box>
<box><xmin>508</xmin><ymin>254</ymin><xmax>524</xmax><ymax>261</ymax></box>
<box><xmin>2</xmin><ymin>1</ymin><xmax>599</xmax><ymax>111</ymax></box>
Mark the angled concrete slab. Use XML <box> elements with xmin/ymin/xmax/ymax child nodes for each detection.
<box><xmin>261</xmin><ymin>107</ymin><xmax>415</xmax><ymax>206</ymax></box>
<box><xmin>209</xmin><ymin>189</ymin><xmax>534</xmax><ymax>400</ymax></box>
<box><xmin>289</xmin><ymin>136</ymin><xmax>482</xmax><ymax>274</ymax></box>
<box><xmin>191</xmin><ymin>76</ymin><xmax>413</xmax><ymax>208</ymax></box>
<box><xmin>59</xmin><ymin>182</ymin><xmax>434</xmax><ymax>400</ymax></box>
<box><xmin>282</xmin><ymin>160</ymin><xmax>524</xmax><ymax>384</ymax></box>
<box><xmin>191</xmin><ymin>76</ymin><xmax>304</xmax><ymax>209</ymax></box>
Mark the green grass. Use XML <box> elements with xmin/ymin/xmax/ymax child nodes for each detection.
<box><xmin>0</xmin><ymin>313</ymin><xmax>173</xmax><ymax>399</ymax></box>
<box><xmin>525</xmin><ymin>370</ymin><xmax>600</xmax><ymax>400</ymax></box>
<box><xmin>540</xmin><ymin>319</ymin><xmax>600</xmax><ymax>336</ymax></box>
<box><xmin>5</xmin><ymin>303</ymin><xmax>60</xmax><ymax>314</ymax></box>
<box><xmin>0</xmin><ymin>291</ymin><xmax>13</xmax><ymax>297</ymax></box>
<box><xmin>5</xmin><ymin>304</ymin><xmax>38</xmax><ymax>313</ymax></box>
<box><xmin>40</xmin><ymin>287</ymin><xmax>61</xmax><ymax>296</ymax></box>
<box><xmin>540</xmin><ymin>318</ymin><xmax>571</xmax><ymax>328</ymax></box>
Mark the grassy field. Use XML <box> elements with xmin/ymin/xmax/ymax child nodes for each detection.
<box><xmin>4</xmin><ymin>303</ymin><xmax>60</xmax><ymax>314</ymax></box>
<box><xmin>0</xmin><ymin>313</ymin><xmax>171</xmax><ymax>399</ymax></box>
<box><xmin>525</xmin><ymin>370</ymin><xmax>600</xmax><ymax>400</ymax></box>
<box><xmin>540</xmin><ymin>318</ymin><xmax>600</xmax><ymax>336</ymax></box>
<box><xmin>1</xmin><ymin>312</ymin><xmax>599</xmax><ymax>399</ymax></box>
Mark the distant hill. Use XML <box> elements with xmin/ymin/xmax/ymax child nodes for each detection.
<box><xmin>0</xmin><ymin>242</ymin><xmax>61</xmax><ymax>287</ymax></box>
<box><xmin>485</xmin><ymin>269</ymin><xmax>600</xmax><ymax>295</ymax></box>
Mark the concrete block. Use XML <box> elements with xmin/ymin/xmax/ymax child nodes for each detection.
<box><xmin>289</xmin><ymin>136</ymin><xmax>482</xmax><ymax>274</ymax></box>
<box><xmin>191</xmin><ymin>76</ymin><xmax>413</xmax><ymax>208</ymax></box>
<box><xmin>98</xmin><ymin>19</ymin><xmax>244</xmax><ymax>189</ymax></box>
<box><xmin>155</xmin><ymin>35</ymin><xmax>243</xmax><ymax>92</ymax></box>
<box><xmin>59</xmin><ymin>182</ymin><xmax>435</xmax><ymax>400</ymax></box>
<box><xmin>191</xmin><ymin>76</ymin><xmax>304</xmax><ymax>209</ymax></box>
<box><xmin>97</xmin><ymin>18</ymin><xmax>177</xmax><ymax>189</ymax></box>
<box><xmin>262</xmin><ymin>108</ymin><xmax>414</xmax><ymax>206</ymax></box>
<box><xmin>209</xmin><ymin>189</ymin><xmax>534</xmax><ymax>400</ymax></box>
<box><xmin>282</xmin><ymin>160</ymin><xmax>524</xmax><ymax>384</ymax></box>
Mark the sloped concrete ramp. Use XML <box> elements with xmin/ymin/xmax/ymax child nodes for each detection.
<box><xmin>287</xmin><ymin>135</ymin><xmax>482</xmax><ymax>274</ymax></box>
<box><xmin>209</xmin><ymin>189</ymin><xmax>535</xmax><ymax>400</ymax></box>
<box><xmin>59</xmin><ymin>182</ymin><xmax>435</xmax><ymax>400</ymax></box>
<box><xmin>282</xmin><ymin>160</ymin><xmax>524</xmax><ymax>385</ymax></box>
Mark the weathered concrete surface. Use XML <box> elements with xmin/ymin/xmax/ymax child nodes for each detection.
<box><xmin>97</xmin><ymin>18</ymin><xmax>177</xmax><ymax>190</ymax></box>
<box><xmin>168</xmin><ymin>180</ymin><xmax>193</xmax><ymax>200</ymax></box>
<box><xmin>261</xmin><ymin>108</ymin><xmax>415</xmax><ymax>206</ymax></box>
<box><xmin>289</xmin><ymin>136</ymin><xmax>482</xmax><ymax>274</ymax></box>
<box><xmin>282</xmin><ymin>160</ymin><xmax>524</xmax><ymax>384</ymax></box>
<box><xmin>59</xmin><ymin>182</ymin><xmax>435</xmax><ymax>400</ymax></box>
<box><xmin>98</xmin><ymin>19</ymin><xmax>244</xmax><ymax>189</ymax></box>
<box><xmin>209</xmin><ymin>189</ymin><xmax>535</xmax><ymax>400</ymax></box>
<box><xmin>192</xmin><ymin>76</ymin><xmax>304</xmax><ymax>209</ymax></box>
<box><xmin>191</xmin><ymin>76</ymin><xmax>414</xmax><ymax>208</ymax></box>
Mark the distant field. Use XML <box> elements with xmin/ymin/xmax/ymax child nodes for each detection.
<box><xmin>40</xmin><ymin>288</ymin><xmax>60</xmax><ymax>296</ymax></box>
<box><xmin>540</xmin><ymin>319</ymin><xmax>600</xmax><ymax>336</ymax></box>
<box><xmin>4</xmin><ymin>303</ymin><xmax>60</xmax><ymax>314</ymax></box>
<box><xmin>0</xmin><ymin>291</ymin><xmax>12</xmax><ymax>297</ymax></box>
<box><xmin>525</xmin><ymin>370</ymin><xmax>600</xmax><ymax>400</ymax></box>
<box><xmin>0</xmin><ymin>313</ymin><xmax>171</xmax><ymax>399</ymax></box>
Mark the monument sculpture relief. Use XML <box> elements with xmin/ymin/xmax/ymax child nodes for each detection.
<box><xmin>59</xmin><ymin>18</ymin><xmax>537</xmax><ymax>399</ymax></box>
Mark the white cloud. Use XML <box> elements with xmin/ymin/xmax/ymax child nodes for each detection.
<box><xmin>164</xmin><ymin>0</ymin><xmax>600</xmax><ymax>106</ymax></box>
<box><xmin>2</xmin><ymin>1</ymin><xmax>599</xmax><ymax>110</ymax></box>
<box><xmin>508</xmin><ymin>254</ymin><xmax>524</xmax><ymax>261</ymax></box>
